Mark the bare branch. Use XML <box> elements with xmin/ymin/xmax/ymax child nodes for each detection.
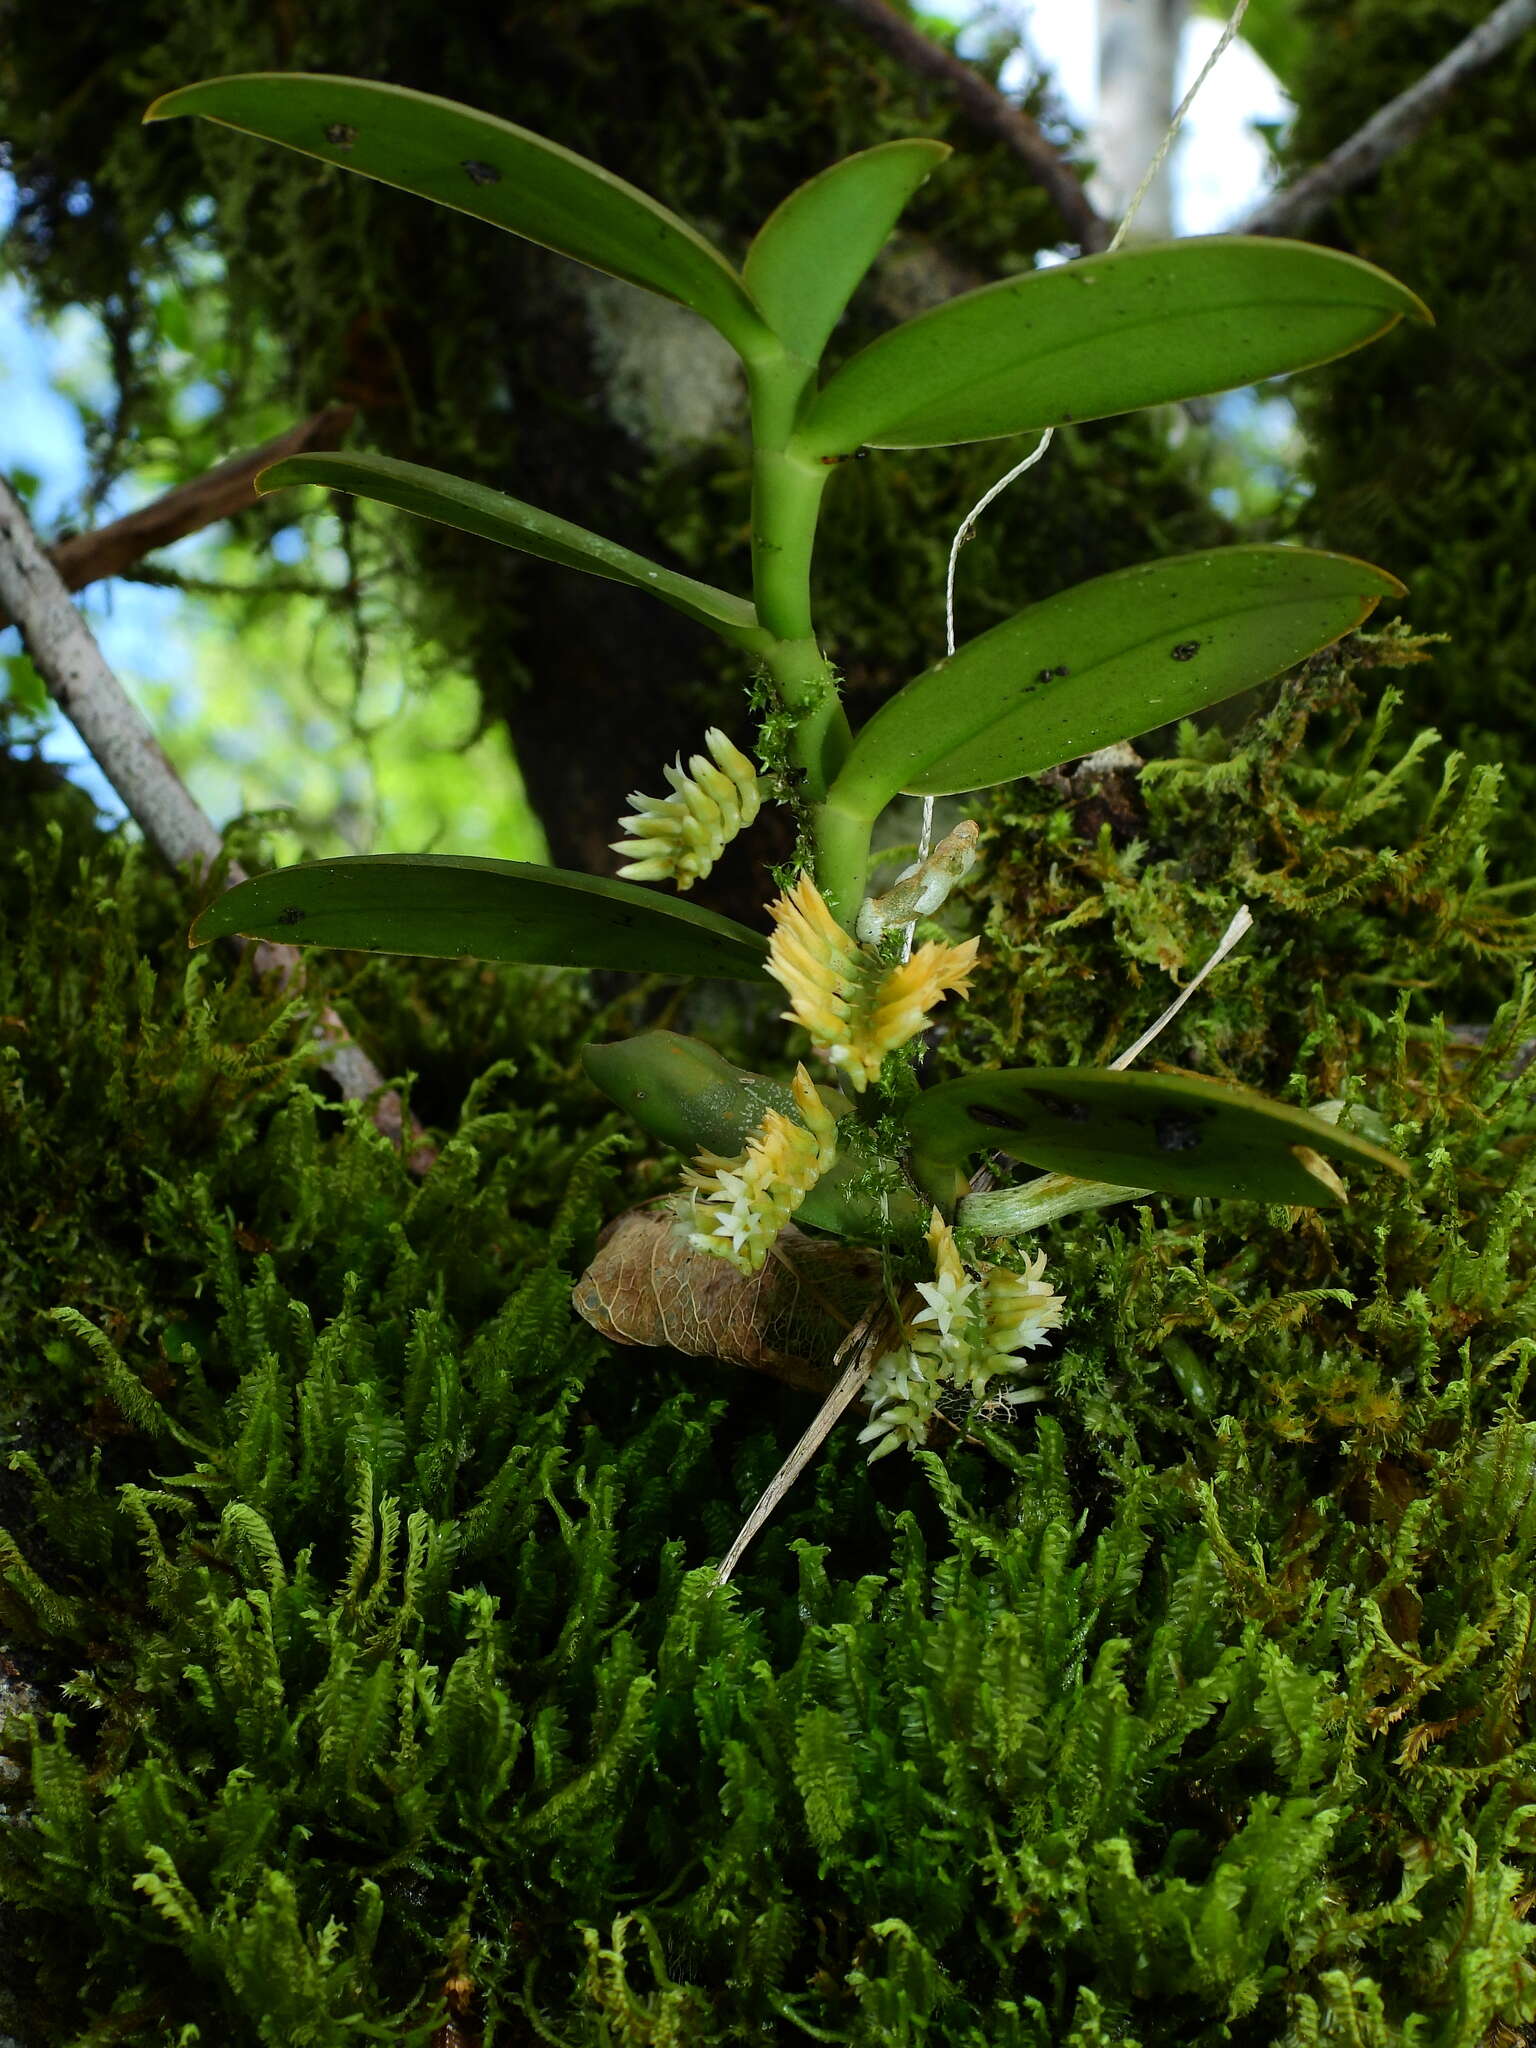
<box><xmin>0</xmin><ymin>470</ymin><xmax>433</xmax><ymax>1169</ymax></box>
<box><xmin>0</xmin><ymin>404</ymin><xmax>354</xmax><ymax>631</ymax></box>
<box><xmin>1235</xmin><ymin>0</ymin><xmax>1536</xmax><ymax>238</ymax></box>
<box><xmin>823</xmin><ymin>0</ymin><xmax>1111</xmax><ymax>251</ymax></box>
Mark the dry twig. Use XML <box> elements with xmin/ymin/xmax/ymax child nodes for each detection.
<box><xmin>0</xmin><ymin>405</ymin><xmax>354</xmax><ymax>631</ymax></box>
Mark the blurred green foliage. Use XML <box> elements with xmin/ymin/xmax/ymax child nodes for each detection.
<box><xmin>1287</xmin><ymin>0</ymin><xmax>1536</xmax><ymax>873</ymax></box>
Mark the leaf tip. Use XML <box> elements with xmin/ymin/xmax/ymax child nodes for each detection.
<box><xmin>253</xmin><ymin>459</ymin><xmax>303</xmax><ymax>497</ymax></box>
<box><xmin>1399</xmin><ymin>283</ymin><xmax>1435</xmax><ymax>328</ymax></box>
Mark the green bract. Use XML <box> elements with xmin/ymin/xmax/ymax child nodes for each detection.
<box><xmin>582</xmin><ymin>1032</ymin><xmax>928</xmax><ymax>1238</ymax></box>
<box><xmin>166</xmin><ymin>68</ymin><xmax>1419</xmax><ymax>1246</ymax></box>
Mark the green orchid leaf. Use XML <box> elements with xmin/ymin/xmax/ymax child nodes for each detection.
<box><xmin>145</xmin><ymin>73</ymin><xmax>771</xmax><ymax>356</ymax></box>
<box><xmin>828</xmin><ymin>545</ymin><xmax>1402</xmax><ymax>817</ymax></box>
<box><xmin>583</xmin><ymin>1031</ymin><xmax>926</xmax><ymax>1238</ymax></box>
<box><xmin>800</xmin><ymin>236</ymin><xmax>1430</xmax><ymax>453</ymax></box>
<box><xmin>743</xmin><ymin>139</ymin><xmax>950</xmax><ymax>364</ymax></box>
<box><xmin>259</xmin><ymin>451</ymin><xmax>762</xmax><ymax>645</ymax></box>
<box><xmin>192</xmin><ymin>858</ymin><xmax>770</xmax><ymax>980</ymax></box>
<box><xmin>903</xmin><ymin>1066</ymin><xmax>1410</xmax><ymax>1206</ymax></box>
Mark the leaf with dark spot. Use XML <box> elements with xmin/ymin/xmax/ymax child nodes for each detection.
<box><xmin>902</xmin><ymin>1065</ymin><xmax>1408</xmax><ymax>1206</ymax></box>
<box><xmin>1154</xmin><ymin>1109</ymin><xmax>1207</xmax><ymax>1152</ymax></box>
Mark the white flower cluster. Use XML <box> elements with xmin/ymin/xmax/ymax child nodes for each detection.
<box><xmin>611</xmin><ymin>727</ymin><xmax>760</xmax><ymax>892</ymax></box>
<box><xmin>859</xmin><ymin>1212</ymin><xmax>1063</xmax><ymax>1461</ymax></box>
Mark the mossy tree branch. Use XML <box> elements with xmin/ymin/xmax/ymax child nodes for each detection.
<box><xmin>1235</xmin><ymin>0</ymin><xmax>1536</xmax><ymax>236</ymax></box>
<box><xmin>0</xmin><ymin>470</ymin><xmax>430</xmax><ymax>1165</ymax></box>
<box><xmin>827</xmin><ymin>0</ymin><xmax>1536</xmax><ymax>252</ymax></box>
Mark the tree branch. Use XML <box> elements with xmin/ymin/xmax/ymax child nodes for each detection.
<box><xmin>822</xmin><ymin>0</ymin><xmax>1111</xmax><ymax>251</ymax></box>
<box><xmin>1235</xmin><ymin>0</ymin><xmax>1536</xmax><ymax>237</ymax></box>
<box><xmin>828</xmin><ymin>0</ymin><xmax>1535</xmax><ymax>270</ymax></box>
<box><xmin>0</xmin><ymin>404</ymin><xmax>354</xmax><ymax>631</ymax></box>
<box><xmin>0</xmin><ymin>470</ymin><xmax>433</xmax><ymax>1170</ymax></box>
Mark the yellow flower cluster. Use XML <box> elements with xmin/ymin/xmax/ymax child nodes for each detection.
<box><xmin>767</xmin><ymin>874</ymin><xmax>980</xmax><ymax>1091</ymax></box>
<box><xmin>681</xmin><ymin>1065</ymin><xmax>838</xmax><ymax>1274</ymax></box>
<box><xmin>611</xmin><ymin>728</ymin><xmax>761</xmax><ymax>892</ymax></box>
<box><xmin>858</xmin><ymin>1212</ymin><xmax>1064</xmax><ymax>1461</ymax></box>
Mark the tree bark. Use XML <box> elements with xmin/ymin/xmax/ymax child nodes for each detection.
<box><xmin>1092</xmin><ymin>0</ymin><xmax>1189</xmax><ymax>242</ymax></box>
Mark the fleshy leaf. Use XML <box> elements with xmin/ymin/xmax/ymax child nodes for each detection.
<box><xmin>582</xmin><ymin>1031</ymin><xmax>926</xmax><ymax>1237</ymax></box>
<box><xmin>902</xmin><ymin>1066</ymin><xmax>1409</xmax><ymax>1206</ymax></box>
<box><xmin>800</xmin><ymin>236</ymin><xmax>1430</xmax><ymax>453</ymax></box>
<box><xmin>144</xmin><ymin>73</ymin><xmax>771</xmax><ymax>355</ymax></box>
<box><xmin>259</xmin><ymin>451</ymin><xmax>762</xmax><ymax>644</ymax></box>
<box><xmin>828</xmin><ymin>545</ymin><xmax>1403</xmax><ymax>817</ymax></box>
<box><xmin>192</xmin><ymin>857</ymin><xmax>769</xmax><ymax>980</ymax></box>
<box><xmin>743</xmin><ymin>139</ymin><xmax>949</xmax><ymax>364</ymax></box>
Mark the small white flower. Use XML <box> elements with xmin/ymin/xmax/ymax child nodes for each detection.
<box><xmin>859</xmin><ymin>1212</ymin><xmax>1064</xmax><ymax>1460</ymax></box>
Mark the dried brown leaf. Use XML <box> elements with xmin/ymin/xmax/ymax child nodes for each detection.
<box><xmin>572</xmin><ymin>1206</ymin><xmax>884</xmax><ymax>1396</ymax></box>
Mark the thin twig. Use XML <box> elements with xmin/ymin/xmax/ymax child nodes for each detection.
<box><xmin>122</xmin><ymin>565</ymin><xmax>345</xmax><ymax>601</ymax></box>
<box><xmin>0</xmin><ymin>405</ymin><xmax>354</xmax><ymax>630</ymax></box>
<box><xmin>823</xmin><ymin>0</ymin><xmax>1111</xmax><ymax>251</ymax></box>
<box><xmin>716</xmin><ymin>1305</ymin><xmax>894</xmax><ymax>1585</ymax></box>
<box><xmin>1234</xmin><ymin>0</ymin><xmax>1536</xmax><ymax>238</ymax></box>
<box><xmin>0</xmin><ymin>470</ymin><xmax>433</xmax><ymax>1169</ymax></box>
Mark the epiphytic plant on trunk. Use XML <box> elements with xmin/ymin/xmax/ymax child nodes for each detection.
<box><xmin>162</xmin><ymin>73</ymin><xmax>1418</xmax><ymax>1455</ymax></box>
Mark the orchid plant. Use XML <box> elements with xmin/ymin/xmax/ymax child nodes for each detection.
<box><xmin>167</xmin><ymin>73</ymin><xmax>1417</xmax><ymax>1456</ymax></box>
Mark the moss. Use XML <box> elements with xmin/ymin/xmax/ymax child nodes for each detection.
<box><xmin>5</xmin><ymin>623</ymin><xmax>1536</xmax><ymax>2041</ymax></box>
<box><xmin>1283</xmin><ymin>0</ymin><xmax>1536</xmax><ymax>874</ymax></box>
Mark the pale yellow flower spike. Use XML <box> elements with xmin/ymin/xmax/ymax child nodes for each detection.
<box><xmin>682</xmin><ymin>1064</ymin><xmax>838</xmax><ymax>1274</ymax></box>
<box><xmin>612</xmin><ymin>728</ymin><xmax>761</xmax><ymax>892</ymax></box>
<box><xmin>858</xmin><ymin>1210</ymin><xmax>1064</xmax><ymax>1461</ymax></box>
<box><xmin>767</xmin><ymin>873</ymin><xmax>980</xmax><ymax>1090</ymax></box>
